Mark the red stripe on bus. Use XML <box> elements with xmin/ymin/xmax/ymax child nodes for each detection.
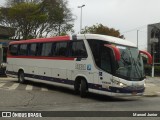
<box><xmin>9</xmin><ymin>36</ymin><xmax>70</xmax><ymax>45</ymax></box>
<box><xmin>7</xmin><ymin>56</ymin><xmax>75</xmax><ymax>60</ymax></box>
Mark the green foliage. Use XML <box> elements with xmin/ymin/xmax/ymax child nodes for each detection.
<box><xmin>81</xmin><ymin>23</ymin><xmax>124</xmax><ymax>38</ymax></box>
<box><xmin>144</xmin><ymin>65</ymin><xmax>160</xmax><ymax>76</ymax></box>
<box><xmin>0</xmin><ymin>0</ymin><xmax>74</xmax><ymax>39</ymax></box>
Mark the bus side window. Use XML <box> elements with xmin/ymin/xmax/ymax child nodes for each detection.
<box><xmin>54</xmin><ymin>42</ymin><xmax>68</xmax><ymax>56</ymax></box>
<box><xmin>28</xmin><ymin>43</ymin><xmax>37</xmax><ymax>56</ymax></box>
<box><xmin>18</xmin><ymin>44</ymin><xmax>28</xmax><ymax>56</ymax></box>
<box><xmin>70</xmin><ymin>41</ymin><xmax>87</xmax><ymax>58</ymax></box>
<box><xmin>9</xmin><ymin>44</ymin><xmax>19</xmax><ymax>56</ymax></box>
<box><xmin>100</xmin><ymin>47</ymin><xmax>112</xmax><ymax>73</ymax></box>
<box><xmin>41</xmin><ymin>42</ymin><xmax>53</xmax><ymax>56</ymax></box>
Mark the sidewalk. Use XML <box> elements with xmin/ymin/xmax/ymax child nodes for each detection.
<box><xmin>144</xmin><ymin>76</ymin><xmax>160</xmax><ymax>97</ymax></box>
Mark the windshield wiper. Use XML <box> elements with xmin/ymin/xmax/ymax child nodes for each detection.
<box><xmin>129</xmin><ymin>51</ymin><xmax>143</xmax><ymax>78</ymax></box>
<box><xmin>121</xmin><ymin>51</ymin><xmax>131</xmax><ymax>66</ymax></box>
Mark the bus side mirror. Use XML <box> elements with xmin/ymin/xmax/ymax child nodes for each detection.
<box><xmin>104</xmin><ymin>44</ymin><xmax>121</xmax><ymax>61</ymax></box>
<box><xmin>139</xmin><ymin>50</ymin><xmax>152</xmax><ymax>64</ymax></box>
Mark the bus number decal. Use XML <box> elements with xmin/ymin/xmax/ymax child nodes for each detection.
<box><xmin>75</xmin><ymin>63</ymin><xmax>86</xmax><ymax>70</ymax></box>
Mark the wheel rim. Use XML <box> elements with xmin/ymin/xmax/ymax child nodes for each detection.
<box><xmin>19</xmin><ymin>73</ymin><xmax>24</xmax><ymax>82</ymax></box>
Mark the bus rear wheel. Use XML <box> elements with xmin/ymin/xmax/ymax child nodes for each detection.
<box><xmin>18</xmin><ymin>71</ymin><xmax>25</xmax><ymax>84</ymax></box>
<box><xmin>80</xmin><ymin>79</ymin><xmax>88</xmax><ymax>98</ymax></box>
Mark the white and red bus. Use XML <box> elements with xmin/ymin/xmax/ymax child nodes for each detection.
<box><xmin>6</xmin><ymin>34</ymin><xmax>152</xmax><ymax>97</ymax></box>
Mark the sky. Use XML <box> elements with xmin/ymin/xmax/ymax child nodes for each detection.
<box><xmin>0</xmin><ymin>0</ymin><xmax>160</xmax><ymax>50</ymax></box>
<box><xmin>68</xmin><ymin>0</ymin><xmax>160</xmax><ymax>50</ymax></box>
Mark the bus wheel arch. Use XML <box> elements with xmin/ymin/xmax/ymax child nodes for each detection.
<box><xmin>74</xmin><ymin>76</ymin><xmax>88</xmax><ymax>97</ymax></box>
<box><xmin>18</xmin><ymin>69</ymin><xmax>25</xmax><ymax>84</ymax></box>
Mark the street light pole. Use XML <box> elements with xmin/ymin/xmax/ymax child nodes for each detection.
<box><xmin>137</xmin><ymin>30</ymin><xmax>139</xmax><ymax>48</ymax></box>
<box><xmin>152</xmin><ymin>43</ymin><xmax>155</xmax><ymax>77</ymax></box>
<box><xmin>78</xmin><ymin>5</ymin><xmax>85</xmax><ymax>34</ymax></box>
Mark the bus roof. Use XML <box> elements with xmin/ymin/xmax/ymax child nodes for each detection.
<box><xmin>76</xmin><ymin>34</ymin><xmax>137</xmax><ymax>48</ymax></box>
<box><xmin>9</xmin><ymin>36</ymin><xmax>70</xmax><ymax>45</ymax></box>
<box><xmin>9</xmin><ymin>34</ymin><xmax>136</xmax><ymax>48</ymax></box>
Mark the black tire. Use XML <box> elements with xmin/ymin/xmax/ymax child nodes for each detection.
<box><xmin>80</xmin><ymin>79</ymin><xmax>88</xmax><ymax>98</ymax></box>
<box><xmin>18</xmin><ymin>71</ymin><xmax>25</xmax><ymax>84</ymax></box>
<box><xmin>74</xmin><ymin>80</ymin><xmax>80</xmax><ymax>94</ymax></box>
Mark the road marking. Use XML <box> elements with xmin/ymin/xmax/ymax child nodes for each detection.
<box><xmin>26</xmin><ymin>85</ymin><xmax>33</xmax><ymax>90</ymax></box>
<box><xmin>9</xmin><ymin>83</ymin><xmax>20</xmax><ymax>90</ymax></box>
<box><xmin>0</xmin><ymin>82</ymin><xmax>50</xmax><ymax>92</ymax></box>
<box><xmin>0</xmin><ymin>83</ymin><xmax>5</xmax><ymax>87</ymax></box>
<box><xmin>41</xmin><ymin>87</ymin><xmax>48</xmax><ymax>91</ymax></box>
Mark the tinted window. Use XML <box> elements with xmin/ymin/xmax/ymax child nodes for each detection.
<box><xmin>100</xmin><ymin>47</ymin><xmax>112</xmax><ymax>73</ymax></box>
<box><xmin>19</xmin><ymin>44</ymin><xmax>27</xmax><ymax>56</ymax></box>
<box><xmin>41</xmin><ymin>43</ymin><xmax>53</xmax><ymax>56</ymax></box>
<box><xmin>87</xmin><ymin>39</ymin><xmax>112</xmax><ymax>73</ymax></box>
<box><xmin>28</xmin><ymin>43</ymin><xmax>37</xmax><ymax>56</ymax></box>
<box><xmin>9</xmin><ymin>44</ymin><xmax>18</xmax><ymax>56</ymax></box>
<box><xmin>54</xmin><ymin>42</ymin><xmax>68</xmax><ymax>56</ymax></box>
<box><xmin>70</xmin><ymin>41</ymin><xmax>87</xmax><ymax>57</ymax></box>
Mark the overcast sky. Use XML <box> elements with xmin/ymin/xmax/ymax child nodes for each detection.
<box><xmin>68</xmin><ymin>0</ymin><xmax>160</xmax><ymax>50</ymax></box>
<box><xmin>0</xmin><ymin>0</ymin><xmax>160</xmax><ymax>50</ymax></box>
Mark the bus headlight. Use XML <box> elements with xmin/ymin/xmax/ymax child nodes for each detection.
<box><xmin>112</xmin><ymin>79</ymin><xmax>127</xmax><ymax>88</ymax></box>
<box><xmin>119</xmin><ymin>82</ymin><xmax>127</xmax><ymax>87</ymax></box>
<box><xmin>1</xmin><ymin>63</ymin><xmax>7</xmax><ymax>68</ymax></box>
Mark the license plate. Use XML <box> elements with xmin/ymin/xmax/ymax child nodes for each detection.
<box><xmin>132</xmin><ymin>92</ymin><xmax>137</xmax><ymax>95</ymax></box>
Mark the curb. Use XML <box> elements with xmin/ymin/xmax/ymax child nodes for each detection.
<box><xmin>143</xmin><ymin>93</ymin><xmax>159</xmax><ymax>97</ymax></box>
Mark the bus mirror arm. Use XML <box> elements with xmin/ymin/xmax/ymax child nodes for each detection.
<box><xmin>104</xmin><ymin>44</ymin><xmax>121</xmax><ymax>61</ymax></box>
<box><xmin>139</xmin><ymin>50</ymin><xmax>152</xmax><ymax>64</ymax></box>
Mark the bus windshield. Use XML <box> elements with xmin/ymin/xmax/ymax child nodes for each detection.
<box><xmin>115</xmin><ymin>46</ymin><xmax>145</xmax><ymax>81</ymax></box>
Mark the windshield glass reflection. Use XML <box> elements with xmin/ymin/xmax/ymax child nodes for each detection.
<box><xmin>115</xmin><ymin>46</ymin><xmax>144</xmax><ymax>81</ymax></box>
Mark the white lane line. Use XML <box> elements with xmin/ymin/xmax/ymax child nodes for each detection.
<box><xmin>0</xmin><ymin>83</ymin><xmax>5</xmax><ymax>87</ymax></box>
<box><xmin>26</xmin><ymin>85</ymin><xmax>33</xmax><ymax>90</ymax></box>
<box><xmin>41</xmin><ymin>88</ymin><xmax>48</xmax><ymax>91</ymax></box>
<box><xmin>9</xmin><ymin>83</ymin><xmax>20</xmax><ymax>90</ymax></box>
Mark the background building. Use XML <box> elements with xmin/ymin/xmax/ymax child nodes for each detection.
<box><xmin>147</xmin><ymin>23</ymin><xmax>160</xmax><ymax>65</ymax></box>
<box><xmin>0</xmin><ymin>26</ymin><xmax>15</xmax><ymax>76</ymax></box>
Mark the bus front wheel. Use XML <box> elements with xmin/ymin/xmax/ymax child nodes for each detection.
<box><xmin>80</xmin><ymin>79</ymin><xmax>88</xmax><ymax>98</ymax></box>
<box><xmin>18</xmin><ymin>71</ymin><xmax>25</xmax><ymax>84</ymax></box>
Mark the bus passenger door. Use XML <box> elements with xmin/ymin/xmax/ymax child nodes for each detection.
<box><xmin>98</xmin><ymin>47</ymin><xmax>113</xmax><ymax>95</ymax></box>
<box><xmin>0</xmin><ymin>44</ymin><xmax>3</xmax><ymax>65</ymax></box>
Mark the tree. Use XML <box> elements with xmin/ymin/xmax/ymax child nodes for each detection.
<box><xmin>6</xmin><ymin>0</ymin><xmax>41</xmax><ymax>7</ymax></box>
<box><xmin>81</xmin><ymin>23</ymin><xmax>124</xmax><ymax>38</ymax></box>
<box><xmin>41</xmin><ymin>0</ymin><xmax>74</xmax><ymax>36</ymax></box>
<box><xmin>1</xmin><ymin>0</ymin><xmax>74</xmax><ymax>40</ymax></box>
<box><xmin>0</xmin><ymin>2</ymin><xmax>47</xmax><ymax>39</ymax></box>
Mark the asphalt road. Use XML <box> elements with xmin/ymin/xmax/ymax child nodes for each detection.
<box><xmin>0</xmin><ymin>77</ymin><xmax>160</xmax><ymax>120</ymax></box>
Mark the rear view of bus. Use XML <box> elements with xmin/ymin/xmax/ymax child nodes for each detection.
<box><xmin>6</xmin><ymin>34</ymin><xmax>152</xmax><ymax>98</ymax></box>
